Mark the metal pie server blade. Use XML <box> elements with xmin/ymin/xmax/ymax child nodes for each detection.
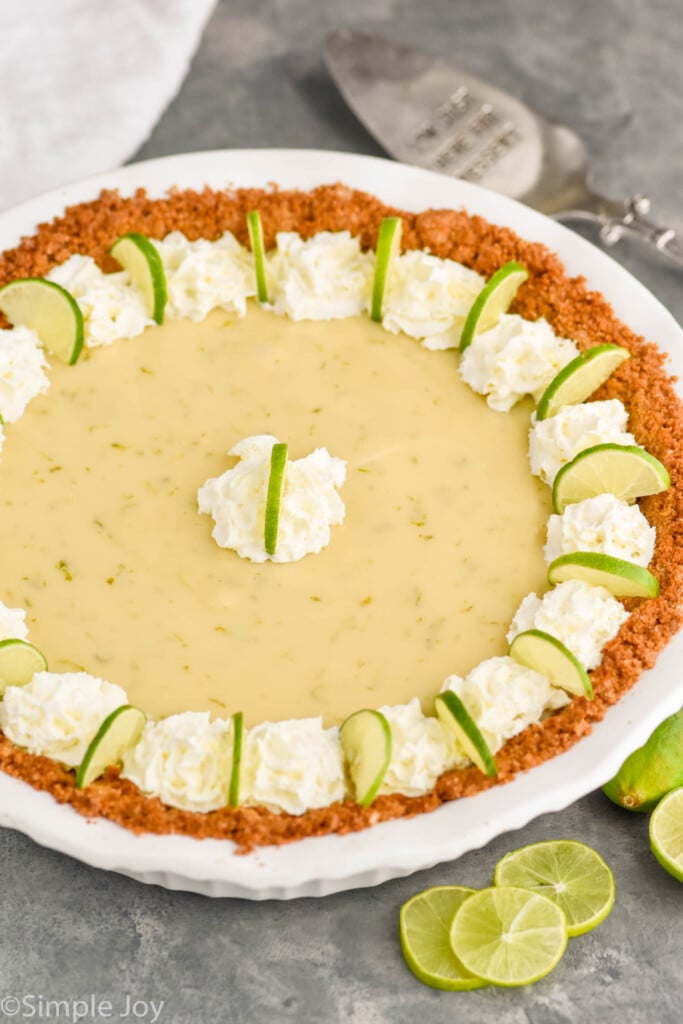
<box><xmin>324</xmin><ymin>29</ymin><xmax>683</xmax><ymax>269</ymax></box>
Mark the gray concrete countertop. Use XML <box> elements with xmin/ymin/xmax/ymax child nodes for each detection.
<box><xmin>1</xmin><ymin>1</ymin><xmax>682</xmax><ymax>1021</ymax></box>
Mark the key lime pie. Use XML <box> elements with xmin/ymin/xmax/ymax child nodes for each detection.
<box><xmin>0</xmin><ymin>184</ymin><xmax>680</xmax><ymax>851</ymax></box>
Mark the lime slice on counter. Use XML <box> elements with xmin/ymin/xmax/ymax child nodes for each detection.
<box><xmin>110</xmin><ymin>232</ymin><xmax>167</xmax><ymax>324</ymax></box>
<box><xmin>509</xmin><ymin>629</ymin><xmax>593</xmax><ymax>699</ymax></box>
<box><xmin>650</xmin><ymin>787</ymin><xmax>683</xmax><ymax>883</ymax></box>
<box><xmin>75</xmin><ymin>704</ymin><xmax>146</xmax><ymax>788</ymax></box>
<box><xmin>228</xmin><ymin>710</ymin><xmax>244</xmax><ymax>807</ymax></box>
<box><xmin>449</xmin><ymin>886</ymin><xmax>568</xmax><ymax>987</ymax></box>
<box><xmin>536</xmin><ymin>344</ymin><xmax>631</xmax><ymax>420</ymax></box>
<box><xmin>0</xmin><ymin>639</ymin><xmax>47</xmax><ymax>695</ymax></box>
<box><xmin>459</xmin><ymin>260</ymin><xmax>529</xmax><ymax>352</ymax></box>
<box><xmin>0</xmin><ymin>277</ymin><xmax>84</xmax><ymax>364</ymax></box>
<box><xmin>246</xmin><ymin>210</ymin><xmax>269</xmax><ymax>304</ymax></box>
<box><xmin>399</xmin><ymin>886</ymin><xmax>486</xmax><ymax>990</ymax></box>
<box><xmin>370</xmin><ymin>216</ymin><xmax>402</xmax><ymax>322</ymax></box>
<box><xmin>493</xmin><ymin>840</ymin><xmax>615</xmax><ymax>937</ymax></box>
<box><xmin>547</xmin><ymin>552</ymin><xmax>659</xmax><ymax>599</ymax></box>
<box><xmin>339</xmin><ymin>708</ymin><xmax>392</xmax><ymax>807</ymax></box>
<box><xmin>552</xmin><ymin>443</ymin><xmax>671</xmax><ymax>514</ymax></box>
<box><xmin>434</xmin><ymin>690</ymin><xmax>497</xmax><ymax>777</ymax></box>
<box><xmin>264</xmin><ymin>442</ymin><xmax>288</xmax><ymax>556</ymax></box>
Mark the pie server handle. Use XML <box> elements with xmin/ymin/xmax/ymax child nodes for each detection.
<box><xmin>560</xmin><ymin>192</ymin><xmax>683</xmax><ymax>270</ymax></box>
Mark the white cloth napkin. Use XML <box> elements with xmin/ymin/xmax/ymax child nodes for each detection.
<box><xmin>0</xmin><ymin>0</ymin><xmax>216</xmax><ymax>211</ymax></box>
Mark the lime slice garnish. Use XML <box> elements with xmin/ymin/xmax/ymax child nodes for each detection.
<box><xmin>0</xmin><ymin>639</ymin><xmax>47</xmax><ymax>695</ymax></box>
<box><xmin>536</xmin><ymin>344</ymin><xmax>631</xmax><ymax>420</ymax></box>
<box><xmin>110</xmin><ymin>232</ymin><xmax>167</xmax><ymax>324</ymax></box>
<box><xmin>650</xmin><ymin>787</ymin><xmax>683</xmax><ymax>883</ymax></box>
<box><xmin>339</xmin><ymin>708</ymin><xmax>392</xmax><ymax>807</ymax></box>
<box><xmin>459</xmin><ymin>260</ymin><xmax>529</xmax><ymax>352</ymax></box>
<box><xmin>399</xmin><ymin>886</ymin><xmax>486</xmax><ymax>990</ymax></box>
<box><xmin>246</xmin><ymin>210</ymin><xmax>269</xmax><ymax>304</ymax></box>
<box><xmin>449</xmin><ymin>885</ymin><xmax>568</xmax><ymax>987</ymax></box>
<box><xmin>0</xmin><ymin>277</ymin><xmax>84</xmax><ymax>364</ymax></box>
<box><xmin>228</xmin><ymin>710</ymin><xmax>243</xmax><ymax>807</ymax></box>
<box><xmin>552</xmin><ymin>443</ymin><xmax>671</xmax><ymax>514</ymax></box>
<box><xmin>493</xmin><ymin>840</ymin><xmax>615</xmax><ymax>937</ymax></box>
<box><xmin>264</xmin><ymin>442</ymin><xmax>288</xmax><ymax>556</ymax></box>
<box><xmin>75</xmin><ymin>704</ymin><xmax>146</xmax><ymax>788</ymax></box>
<box><xmin>509</xmin><ymin>629</ymin><xmax>593</xmax><ymax>699</ymax></box>
<box><xmin>370</xmin><ymin>216</ymin><xmax>402</xmax><ymax>322</ymax></box>
<box><xmin>434</xmin><ymin>690</ymin><xmax>497</xmax><ymax>777</ymax></box>
<box><xmin>547</xmin><ymin>551</ymin><xmax>659</xmax><ymax>599</ymax></box>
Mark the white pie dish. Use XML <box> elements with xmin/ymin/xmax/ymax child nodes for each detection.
<box><xmin>0</xmin><ymin>148</ymin><xmax>682</xmax><ymax>900</ymax></box>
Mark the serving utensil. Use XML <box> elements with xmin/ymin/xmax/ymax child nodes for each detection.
<box><xmin>324</xmin><ymin>29</ymin><xmax>683</xmax><ymax>269</ymax></box>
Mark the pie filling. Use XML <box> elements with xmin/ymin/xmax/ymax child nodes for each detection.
<box><xmin>0</xmin><ymin>185</ymin><xmax>680</xmax><ymax>849</ymax></box>
<box><xmin>0</xmin><ymin>306</ymin><xmax>549</xmax><ymax>724</ymax></box>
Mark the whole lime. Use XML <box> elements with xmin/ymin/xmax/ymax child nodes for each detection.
<box><xmin>603</xmin><ymin>709</ymin><xmax>683</xmax><ymax>812</ymax></box>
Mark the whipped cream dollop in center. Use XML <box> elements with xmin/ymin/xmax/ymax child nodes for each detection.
<box><xmin>198</xmin><ymin>434</ymin><xmax>347</xmax><ymax>563</ymax></box>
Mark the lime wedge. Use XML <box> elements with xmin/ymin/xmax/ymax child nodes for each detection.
<box><xmin>246</xmin><ymin>210</ymin><xmax>269</xmax><ymax>304</ymax></box>
<box><xmin>75</xmin><ymin>704</ymin><xmax>146</xmax><ymax>788</ymax></box>
<box><xmin>552</xmin><ymin>443</ymin><xmax>671</xmax><ymax>514</ymax></box>
<box><xmin>264</xmin><ymin>442</ymin><xmax>288</xmax><ymax>556</ymax></box>
<box><xmin>110</xmin><ymin>232</ymin><xmax>167</xmax><ymax>324</ymax></box>
<box><xmin>459</xmin><ymin>260</ymin><xmax>529</xmax><ymax>352</ymax></box>
<box><xmin>0</xmin><ymin>277</ymin><xmax>84</xmax><ymax>364</ymax></box>
<box><xmin>0</xmin><ymin>639</ymin><xmax>47</xmax><ymax>695</ymax></box>
<box><xmin>399</xmin><ymin>886</ymin><xmax>486</xmax><ymax>990</ymax></box>
<box><xmin>650</xmin><ymin>787</ymin><xmax>683</xmax><ymax>883</ymax></box>
<box><xmin>228</xmin><ymin>710</ymin><xmax>243</xmax><ymax>807</ymax></box>
<box><xmin>509</xmin><ymin>629</ymin><xmax>593</xmax><ymax>699</ymax></box>
<box><xmin>536</xmin><ymin>344</ymin><xmax>631</xmax><ymax>420</ymax></box>
<box><xmin>547</xmin><ymin>551</ymin><xmax>659</xmax><ymax>599</ymax></box>
<box><xmin>434</xmin><ymin>690</ymin><xmax>497</xmax><ymax>777</ymax></box>
<box><xmin>493</xmin><ymin>840</ymin><xmax>615</xmax><ymax>937</ymax></box>
<box><xmin>370</xmin><ymin>216</ymin><xmax>402</xmax><ymax>322</ymax></box>
<box><xmin>339</xmin><ymin>708</ymin><xmax>392</xmax><ymax>806</ymax></box>
<box><xmin>449</xmin><ymin>886</ymin><xmax>568</xmax><ymax>987</ymax></box>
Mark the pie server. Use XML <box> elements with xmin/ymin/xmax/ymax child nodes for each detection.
<box><xmin>324</xmin><ymin>29</ymin><xmax>683</xmax><ymax>269</ymax></box>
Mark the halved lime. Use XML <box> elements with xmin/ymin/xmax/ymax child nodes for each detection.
<box><xmin>228</xmin><ymin>710</ymin><xmax>244</xmax><ymax>807</ymax></box>
<box><xmin>536</xmin><ymin>344</ymin><xmax>631</xmax><ymax>420</ymax></box>
<box><xmin>0</xmin><ymin>639</ymin><xmax>47</xmax><ymax>695</ymax></box>
<box><xmin>0</xmin><ymin>277</ymin><xmax>84</xmax><ymax>364</ymax></box>
<box><xmin>459</xmin><ymin>260</ymin><xmax>529</xmax><ymax>352</ymax></box>
<box><xmin>552</xmin><ymin>443</ymin><xmax>671</xmax><ymax>514</ymax></box>
<box><xmin>264</xmin><ymin>442</ymin><xmax>288</xmax><ymax>556</ymax></box>
<box><xmin>399</xmin><ymin>886</ymin><xmax>486</xmax><ymax>990</ymax></box>
<box><xmin>434</xmin><ymin>690</ymin><xmax>497</xmax><ymax>777</ymax></box>
<box><xmin>509</xmin><ymin>629</ymin><xmax>593</xmax><ymax>699</ymax></box>
<box><xmin>246</xmin><ymin>210</ymin><xmax>269</xmax><ymax>304</ymax></box>
<box><xmin>449</xmin><ymin>885</ymin><xmax>568</xmax><ymax>987</ymax></box>
<box><xmin>547</xmin><ymin>552</ymin><xmax>659</xmax><ymax>599</ymax></box>
<box><xmin>339</xmin><ymin>708</ymin><xmax>392</xmax><ymax>807</ymax></box>
<box><xmin>370</xmin><ymin>216</ymin><xmax>402</xmax><ymax>322</ymax></box>
<box><xmin>493</xmin><ymin>840</ymin><xmax>615</xmax><ymax>936</ymax></box>
<box><xmin>110</xmin><ymin>232</ymin><xmax>167</xmax><ymax>324</ymax></box>
<box><xmin>75</xmin><ymin>704</ymin><xmax>146</xmax><ymax>788</ymax></box>
<box><xmin>650</xmin><ymin>787</ymin><xmax>683</xmax><ymax>883</ymax></box>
